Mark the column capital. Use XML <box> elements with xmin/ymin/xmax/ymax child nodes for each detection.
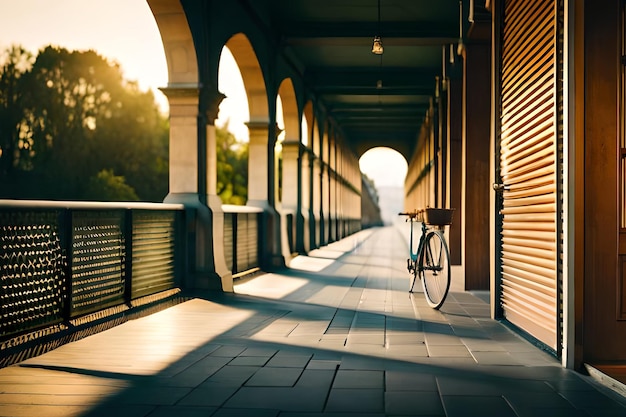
<box><xmin>159</xmin><ymin>83</ymin><xmax>200</xmax><ymax>100</ymax></box>
<box><xmin>246</xmin><ymin>120</ymin><xmax>271</xmax><ymax>130</ymax></box>
<box><xmin>159</xmin><ymin>84</ymin><xmax>200</xmax><ymax>117</ymax></box>
<box><xmin>202</xmin><ymin>89</ymin><xmax>226</xmax><ymax>124</ymax></box>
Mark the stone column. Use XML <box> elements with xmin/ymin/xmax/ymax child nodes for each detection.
<box><xmin>300</xmin><ymin>145</ymin><xmax>311</xmax><ymax>253</ymax></box>
<box><xmin>247</xmin><ymin>121</ymin><xmax>270</xmax><ymax>203</ymax></box>
<box><xmin>246</xmin><ymin>121</ymin><xmax>285</xmax><ymax>269</ymax></box>
<box><xmin>329</xmin><ymin>135</ymin><xmax>337</xmax><ymax>242</ymax></box>
<box><xmin>281</xmin><ymin>139</ymin><xmax>301</xmax><ymax>253</ymax></box>
<box><xmin>161</xmin><ymin>85</ymin><xmax>232</xmax><ymax>292</ymax></box>
<box><xmin>320</xmin><ymin>131</ymin><xmax>329</xmax><ymax>246</ymax></box>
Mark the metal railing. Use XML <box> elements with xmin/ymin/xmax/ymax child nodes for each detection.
<box><xmin>0</xmin><ymin>200</ymin><xmax>184</xmax><ymax>341</ymax></box>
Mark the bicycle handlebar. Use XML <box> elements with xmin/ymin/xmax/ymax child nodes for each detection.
<box><xmin>398</xmin><ymin>210</ymin><xmax>423</xmax><ymax>221</ymax></box>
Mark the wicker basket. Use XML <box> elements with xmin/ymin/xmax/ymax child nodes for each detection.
<box><xmin>423</xmin><ymin>208</ymin><xmax>455</xmax><ymax>226</ymax></box>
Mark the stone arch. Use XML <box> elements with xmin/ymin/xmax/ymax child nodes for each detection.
<box><xmin>277</xmin><ymin>78</ymin><xmax>301</xmax><ymax>257</ymax></box>
<box><xmin>147</xmin><ymin>0</ymin><xmax>198</xmax><ymax>84</ymax></box>
<box><xmin>223</xmin><ymin>33</ymin><xmax>270</xmax><ymax>206</ymax></box>
<box><xmin>277</xmin><ymin>78</ymin><xmax>299</xmax><ymax>143</ymax></box>
<box><xmin>225</xmin><ymin>33</ymin><xmax>268</xmax><ymax>123</ymax></box>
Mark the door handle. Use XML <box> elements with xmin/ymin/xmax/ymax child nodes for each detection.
<box><xmin>493</xmin><ymin>183</ymin><xmax>509</xmax><ymax>192</ymax></box>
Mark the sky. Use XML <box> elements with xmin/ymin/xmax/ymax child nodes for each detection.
<box><xmin>0</xmin><ymin>0</ymin><xmax>407</xmax><ymax>188</ymax></box>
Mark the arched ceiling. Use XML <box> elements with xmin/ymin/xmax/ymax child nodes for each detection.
<box><xmin>242</xmin><ymin>0</ymin><xmax>487</xmax><ymax>160</ymax></box>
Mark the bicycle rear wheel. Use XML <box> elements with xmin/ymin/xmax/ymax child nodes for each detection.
<box><xmin>419</xmin><ymin>230</ymin><xmax>451</xmax><ymax>309</ymax></box>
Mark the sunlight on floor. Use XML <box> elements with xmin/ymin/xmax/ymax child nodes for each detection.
<box><xmin>289</xmin><ymin>255</ymin><xmax>336</xmax><ymax>271</ymax></box>
<box><xmin>235</xmin><ymin>273</ymin><xmax>310</xmax><ymax>298</ymax></box>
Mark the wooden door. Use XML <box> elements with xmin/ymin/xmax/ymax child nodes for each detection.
<box><xmin>496</xmin><ymin>0</ymin><xmax>562</xmax><ymax>352</ymax></box>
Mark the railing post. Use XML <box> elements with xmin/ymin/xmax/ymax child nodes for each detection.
<box><xmin>124</xmin><ymin>209</ymin><xmax>133</xmax><ymax>306</ymax></box>
<box><xmin>61</xmin><ymin>208</ymin><xmax>73</xmax><ymax>322</ymax></box>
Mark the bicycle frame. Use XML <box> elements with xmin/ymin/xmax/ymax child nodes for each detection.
<box><xmin>407</xmin><ymin>216</ymin><xmax>428</xmax><ymax>265</ymax></box>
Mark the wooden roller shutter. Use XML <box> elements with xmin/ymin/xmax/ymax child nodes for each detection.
<box><xmin>499</xmin><ymin>0</ymin><xmax>560</xmax><ymax>350</ymax></box>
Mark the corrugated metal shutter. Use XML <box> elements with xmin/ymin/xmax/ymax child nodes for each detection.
<box><xmin>235</xmin><ymin>213</ymin><xmax>259</xmax><ymax>273</ymax></box>
<box><xmin>499</xmin><ymin>0</ymin><xmax>559</xmax><ymax>350</ymax></box>
<box><xmin>223</xmin><ymin>213</ymin><xmax>234</xmax><ymax>271</ymax></box>
<box><xmin>131</xmin><ymin>211</ymin><xmax>177</xmax><ymax>299</ymax></box>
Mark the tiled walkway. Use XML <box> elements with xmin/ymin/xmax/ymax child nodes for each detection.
<box><xmin>1</xmin><ymin>226</ymin><xmax>626</xmax><ymax>416</ymax></box>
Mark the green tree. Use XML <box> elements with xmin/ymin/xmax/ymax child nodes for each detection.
<box><xmin>0</xmin><ymin>46</ymin><xmax>34</xmax><ymax>183</ymax></box>
<box><xmin>85</xmin><ymin>169</ymin><xmax>139</xmax><ymax>201</ymax></box>
<box><xmin>0</xmin><ymin>45</ymin><xmax>168</xmax><ymax>201</ymax></box>
<box><xmin>216</xmin><ymin>122</ymin><xmax>248</xmax><ymax>205</ymax></box>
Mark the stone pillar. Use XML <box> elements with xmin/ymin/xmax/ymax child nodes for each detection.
<box><xmin>161</xmin><ymin>86</ymin><xmax>232</xmax><ymax>292</ymax></box>
<box><xmin>320</xmin><ymin>130</ymin><xmax>329</xmax><ymax>246</ymax></box>
<box><xmin>335</xmin><ymin>145</ymin><xmax>343</xmax><ymax>239</ymax></box>
<box><xmin>281</xmin><ymin>139</ymin><xmax>300</xmax><ymax>255</ymax></box>
<box><xmin>246</xmin><ymin>121</ymin><xmax>285</xmax><ymax>269</ymax></box>
<box><xmin>247</xmin><ymin>121</ymin><xmax>270</xmax><ymax>203</ymax></box>
<box><xmin>204</xmin><ymin>90</ymin><xmax>233</xmax><ymax>292</ymax></box>
<box><xmin>300</xmin><ymin>146</ymin><xmax>311</xmax><ymax>253</ymax></box>
<box><xmin>329</xmin><ymin>135</ymin><xmax>337</xmax><ymax>242</ymax></box>
<box><xmin>310</xmin><ymin>119</ymin><xmax>322</xmax><ymax>249</ymax></box>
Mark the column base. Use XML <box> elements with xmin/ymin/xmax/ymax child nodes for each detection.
<box><xmin>164</xmin><ymin>192</ymin><xmax>233</xmax><ymax>292</ymax></box>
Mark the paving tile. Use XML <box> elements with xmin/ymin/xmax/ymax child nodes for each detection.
<box><xmin>223</xmin><ymin>386</ymin><xmax>327</xmax><ymax>411</ymax></box>
<box><xmin>266</xmin><ymin>354</ymin><xmax>312</xmax><ymax>368</ymax></box>
<box><xmin>385</xmin><ymin>391</ymin><xmax>445</xmax><ymax>415</ymax></box>
<box><xmin>386</xmin><ymin>370</ymin><xmax>438</xmax><ymax>391</ymax></box>
<box><xmin>436</xmin><ymin>376</ymin><xmax>505</xmax><ymax>396</ymax></box>
<box><xmin>513</xmin><ymin>409</ymin><xmax>592</xmax><ymax>417</ymax></box>
<box><xmin>325</xmin><ymin>388</ymin><xmax>384</xmax><ymax>413</ymax></box>
<box><xmin>115</xmin><ymin>386</ymin><xmax>192</xmax><ymax>405</ymax></box>
<box><xmin>426</xmin><ymin>345</ymin><xmax>472</xmax><ymax>358</ymax></box>
<box><xmin>79</xmin><ymin>405</ymin><xmax>156</xmax><ymax>417</ymax></box>
<box><xmin>424</xmin><ymin>333</ymin><xmax>464</xmax><ymax>345</ymax></box>
<box><xmin>146</xmin><ymin>406</ymin><xmax>216</xmax><ymax>417</ymax></box>
<box><xmin>294</xmin><ymin>369</ymin><xmax>335</xmax><ymax>389</ymax></box>
<box><xmin>385</xmin><ymin>333</ymin><xmax>425</xmax><ymax>344</ymax></box>
<box><xmin>280</xmin><ymin>413</ymin><xmax>385</xmax><ymax>417</ymax></box>
<box><xmin>177</xmin><ymin>385</ymin><xmax>239</xmax><ymax>406</ymax></box>
<box><xmin>245</xmin><ymin>367</ymin><xmax>303</xmax><ymax>386</ymax></box>
<box><xmin>306</xmin><ymin>360</ymin><xmax>340</xmax><ymax>370</ymax></box>
<box><xmin>0</xmin><ymin>405</ymin><xmax>94</xmax><ymax>417</ymax></box>
<box><xmin>346</xmin><ymin>334</ymin><xmax>385</xmax><ymax>344</ymax></box>
<box><xmin>201</xmin><ymin>365</ymin><xmax>260</xmax><ymax>387</ymax></box>
<box><xmin>470</xmin><ymin>351</ymin><xmax>519</xmax><ymax>365</ymax></box>
<box><xmin>332</xmin><ymin>370</ymin><xmax>384</xmax><ymax>389</ymax></box>
<box><xmin>240</xmin><ymin>347</ymin><xmax>278</xmax><ymax>357</ymax></box>
<box><xmin>461</xmin><ymin>338</ymin><xmax>507</xmax><ymax>352</ymax></box>
<box><xmin>228</xmin><ymin>356</ymin><xmax>270</xmax><ymax>366</ymax></box>
<box><xmin>211</xmin><ymin>408</ymin><xmax>280</xmax><ymax>417</ymax></box>
<box><xmin>385</xmin><ymin>343</ymin><xmax>429</xmax><ymax>358</ymax></box>
<box><xmin>210</xmin><ymin>346</ymin><xmax>247</xmax><ymax>358</ymax></box>
<box><xmin>441</xmin><ymin>395</ymin><xmax>518</xmax><ymax>417</ymax></box>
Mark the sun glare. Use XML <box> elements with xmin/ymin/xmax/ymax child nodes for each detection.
<box><xmin>359</xmin><ymin>147</ymin><xmax>408</xmax><ymax>188</ymax></box>
<box><xmin>217</xmin><ymin>47</ymin><xmax>250</xmax><ymax>143</ymax></box>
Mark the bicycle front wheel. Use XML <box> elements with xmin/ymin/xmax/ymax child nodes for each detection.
<box><xmin>419</xmin><ymin>230</ymin><xmax>451</xmax><ymax>309</ymax></box>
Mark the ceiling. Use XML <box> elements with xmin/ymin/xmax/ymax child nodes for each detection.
<box><xmin>262</xmin><ymin>0</ymin><xmax>466</xmax><ymax>159</ymax></box>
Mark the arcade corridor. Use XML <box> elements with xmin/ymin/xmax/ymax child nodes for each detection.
<box><xmin>1</xmin><ymin>226</ymin><xmax>624</xmax><ymax>417</ymax></box>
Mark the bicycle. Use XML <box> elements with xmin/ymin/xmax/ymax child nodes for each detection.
<box><xmin>398</xmin><ymin>208</ymin><xmax>455</xmax><ymax>309</ymax></box>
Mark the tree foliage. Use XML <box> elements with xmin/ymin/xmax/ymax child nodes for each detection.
<box><xmin>0</xmin><ymin>45</ymin><xmax>168</xmax><ymax>201</ymax></box>
<box><xmin>217</xmin><ymin>121</ymin><xmax>248</xmax><ymax>205</ymax></box>
<box><xmin>0</xmin><ymin>44</ymin><xmax>248</xmax><ymax>204</ymax></box>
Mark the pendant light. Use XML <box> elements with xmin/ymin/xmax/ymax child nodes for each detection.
<box><xmin>372</xmin><ymin>0</ymin><xmax>383</xmax><ymax>55</ymax></box>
